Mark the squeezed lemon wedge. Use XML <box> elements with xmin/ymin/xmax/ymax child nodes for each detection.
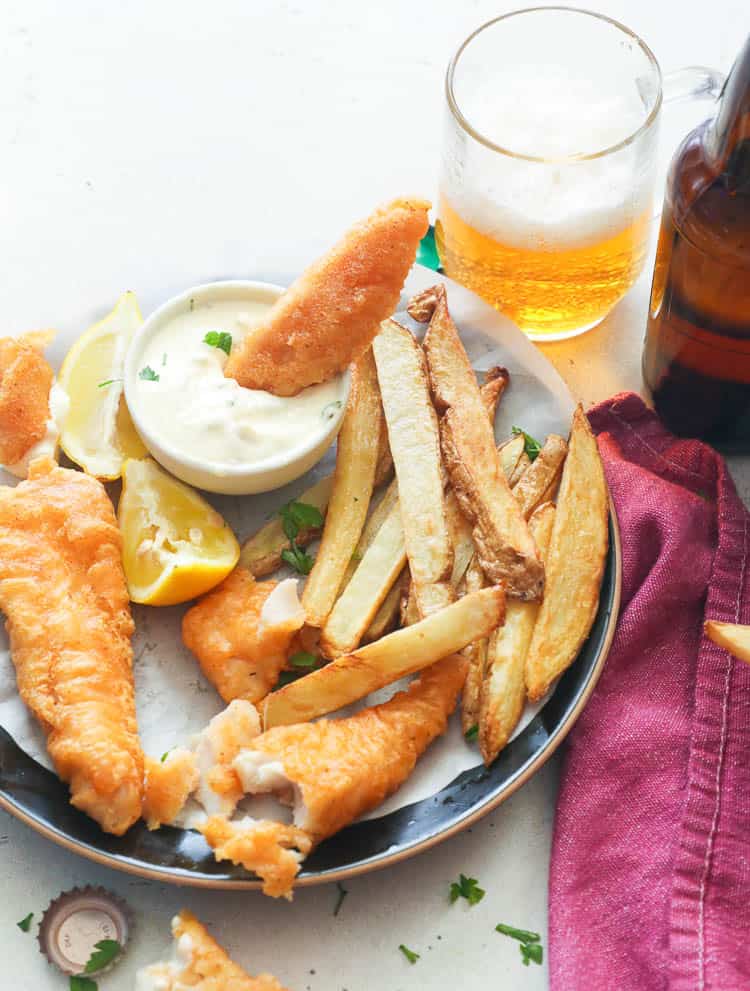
<box><xmin>119</xmin><ymin>458</ymin><xmax>240</xmax><ymax>606</ymax></box>
<box><xmin>58</xmin><ymin>291</ymin><xmax>147</xmax><ymax>479</ymax></box>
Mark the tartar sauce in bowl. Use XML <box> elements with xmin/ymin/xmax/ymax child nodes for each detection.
<box><xmin>125</xmin><ymin>281</ymin><xmax>349</xmax><ymax>495</ymax></box>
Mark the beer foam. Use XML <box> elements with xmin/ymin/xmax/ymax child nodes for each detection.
<box><xmin>444</xmin><ymin>65</ymin><xmax>655</xmax><ymax>249</ymax></box>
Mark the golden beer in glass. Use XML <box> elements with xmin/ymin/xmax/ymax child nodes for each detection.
<box><xmin>437</xmin><ymin>8</ymin><xmax>661</xmax><ymax>340</ymax></box>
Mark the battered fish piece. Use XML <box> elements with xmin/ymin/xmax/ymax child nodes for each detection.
<box><xmin>136</xmin><ymin>909</ymin><xmax>289</xmax><ymax>991</ymax></box>
<box><xmin>182</xmin><ymin>571</ymin><xmax>304</xmax><ymax>704</ymax></box>
<box><xmin>0</xmin><ymin>331</ymin><xmax>55</xmax><ymax>469</ymax></box>
<box><xmin>142</xmin><ymin>749</ymin><xmax>199</xmax><ymax>830</ymax></box>
<box><xmin>199</xmin><ymin>655</ymin><xmax>467</xmax><ymax>897</ymax></box>
<box><xmin>0</xmin><ymin>457</ymin><xmax>143</xmax><ymax>834</ymax></box>
<box><xmin>224</xmin><ymin>198</ymin><xmax>430</xmax><ymax>396</ymax></box>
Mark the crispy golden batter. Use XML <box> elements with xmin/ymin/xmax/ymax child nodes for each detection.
<box><xmin>136</xmin><ymin>909</ymin><xmax>288</xmax><ymax>990</ymax></box>
<box><xmin>0</xmin><ymin>457</ymin><xmax>143</xmax><ymax>834</ymax></box>
<box><xmin>0</xmin><ymin>332</ymin><xmax>54</xmax><ymax>465</ymax></box>
<box><xmin>182</xmin><ymin>569</ymin><xmax>303</xmax><ymax>704</ymax></box>
<box><xmin>224</xmin><ymin>199</ymin><xmax>430</xmax><ymax>396</ymax></box>
<box><xmin>200</xmin><ymin>655</ymin><xmax>467</xmax><ymax>898</ymax></box>
<box><xmin>143</xmin><ymin>749</ymin><xmax>199</xmax><ymax>830</ymax></box>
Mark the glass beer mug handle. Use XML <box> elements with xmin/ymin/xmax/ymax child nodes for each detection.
<box><xmin>652</xmin><ymin>66</ymin><xmax>726</xmax><ymax>217</ymax></box>
<box><xmin>662</xmin><ymin>66</ymin><xmax>725</xmax><ymax>105</ymax></box>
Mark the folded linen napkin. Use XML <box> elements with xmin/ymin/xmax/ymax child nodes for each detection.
<box><xmin>550</xmin><ymin>392</ymin><xmax>750</xmax><ymax>991</ymax></box>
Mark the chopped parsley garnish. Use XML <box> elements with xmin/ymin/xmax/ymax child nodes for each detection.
<box><xmin>281</xmin><ymin>545</ymin><xmax>315</xmax><ymax>575</ymax></box>
<box><xmin>289</xmin><ymin>651</ymin><xmax>317</xmax><ymax>668</ymax></box>
<box><xmin>449</xmin><ymin>874</ymin><xmax>485</xmax><ymax>906</ymax></box>
<box><xmin>399</xmin><ymin>944</ymin><xmax>420</xmax><ymax>965</ymax></box>
<box><xmin>322</xmin><ymin>400</ymin><xmax>343</xmax><ymax>421</ymax></box>
<box><xmin>350</xmin><ymin>549</ymin><xmax>363</xmax><ymax>563</ymax></box>
<box><xmin>84</xmin><ymin>938</ymin><xmax>122</xmax><ymax>973</ymax></box>
<box><xmin>275</xmin><ymin>670</ymin><xmax>304</xmax><ymax>689</ymax></box>
<box><xmin>333</xmin><ymin>882</ymin><xmax>348</xmax><ymax>917</ymax></box>
<box><xmin>160</xmin><ymin>750</ymin><xmax>170</xmax><ymax>763</ymax></box>
<box><xmin>203</xmin><ymin>331</ymin><xmax>232</xmax><ymax>355</ymax></box>
<box><xmin>70</xmin><ymin>978</ymin><xmax>97</xmax><ymax>991</ymax></box>
<box><xmin>16</xmin><ymin>912</ymin><xmax>33</xmax><ymax>932</ymax></box>
<box><xmin>97</xmin><ymin>378</ymin><xmax>122</xmax><ymax>389</ymax></box>
<box><xmin>139</xmin><ymin>365</ymin><xmax>159</xmax><ymax>382</ymax></box>
<box><xmin>496</xmin><ymin>923</ymin><xmax>543</xmax><ymax>967</ymax></box>
<box><xmin>520</xmin><ymin>942</ymin><xmax>543</xmax><ymax>966</ymax></box>
<box><xmin>511</xmin><ymin>426</ymin><xmax>542</xmax><ymax>462</ymax></box>
<box><xmin>464</xmin><ymin>724</ymin><xmax>479</xmax><ymax>742</ymax></box>
<box><xmin>278</xmin><ymin>500</ymin><xmax>323</xmax><ymax>575</ymax></box>
<box><xmin>495</xmin><ymin>923</ymin><xmax>541</xmax><ymax>944</ymax></box>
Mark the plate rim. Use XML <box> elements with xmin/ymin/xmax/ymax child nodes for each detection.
<box><xmin>0</xmin><ymin>499</ymin><xmax>621</xmax><ymax>890</ymax></box>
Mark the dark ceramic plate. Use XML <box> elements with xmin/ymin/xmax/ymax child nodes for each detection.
<box><xmin>0</xmin><ymin>513</ymin><xmax>620</xmax><ymax>888</ymax></box>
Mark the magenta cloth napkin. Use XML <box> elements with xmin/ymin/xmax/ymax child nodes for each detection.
<box><xmin>549</xmin><ymin>393</ymin><xmax>750</xmax><ymax>991</ymax></box>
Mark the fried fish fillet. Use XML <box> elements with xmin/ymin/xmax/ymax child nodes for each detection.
<box><xmin>199</xmin><ymin>654</ymin><xmax>467</xmax><ymax>897</ymax></box>
<box><xmin>224</xmin><ymin>198</ymin><xmax>430</xmax><ymax>396</ymax></box>
<box><xmin>136</xmin><ymin>910</ymin><xmax>288</xmax><ymax>991</ymax></box>
<box><xmin>142</xmin><ymin>749</ymin><xmax>199</xmax><ymax>831</ymax></box>
<box><xmin>0</xmin><ymin>457</ymin><xmax>143</xmax><ymax>834</ymax></box>
<box><xmin>182</xmin><ymin>571</ymin><xmax>304</xmax><ymax>703</ymax></box>
<box><xmin>0</xmin><ymin>331</ymin><xmax>55</xmax><ymax>468</ymax></box>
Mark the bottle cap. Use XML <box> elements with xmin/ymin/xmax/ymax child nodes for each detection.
<box><xmin>37</xmin><ymin>886</ymin><xmax>132</xmax><ymax>976</ymax></box>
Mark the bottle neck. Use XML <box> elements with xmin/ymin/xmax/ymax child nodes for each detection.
<box><xmin>706</xmin><ymin>34</ymin><xmax>750</xmax><ymax>184</ymax></box>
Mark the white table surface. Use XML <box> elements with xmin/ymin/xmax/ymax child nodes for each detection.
<box><xmin>1</xmin><ymin>2</ymin><xmax>746</xmax><ymax>987</ymax></box>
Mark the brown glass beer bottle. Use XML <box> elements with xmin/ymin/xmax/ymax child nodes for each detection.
<box><xmin>642</xmin><ymin>36</ymin><xmax>750</xmax><ymax>448</ymax></box>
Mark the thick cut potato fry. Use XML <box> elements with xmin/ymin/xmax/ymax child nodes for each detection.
<box><xmin>320</xmin><ymin>500</ymin><xmax>407</xmax><ymax>657</ymax></box>
<box><xmin>525</xmin><ymin>407</ymin><xmax>609</xmax><ymax>701</ymax></box>
<box><xmin>446</xmin><ymin>488</ymin><xmax>475</xmax><ymax>590</ymax></box>
<box><xmin>362</xmin><ymin>569</ymin><xmax>407</xmax><ymax>642</ymax></box>
<box><xmin>400</xmin><ymin>573</ymin><xmax>419</xmax><ymax>627</ymax></box>
<box><xmin>499</xmin><ymin>435</ymin><xmax>525</xmax><ymax>484</ymax></box>
<box><xmin>263</xmin><ymin>585</ymin><xmax>505</xmax><ymax>728</ymax></box>
<box><xmin>509</xmin><ymin>451</ymin><xmax>531</xmax><ymax>487</ymax></box>
<box><xmin>479</xmin><ymin>366</ymin><xmax>509</xmax><ymax>423</ymax></box>
<box><xmin>704</xmin><ymin>620</ymin><xmax>750</xmax><ymax>665</ymax></box>
<box><xmin>459</xmin><ymin>557</ymin><xmax>489</xmax><ymax>734</ymax></box>
<box><xmin>479</xmin><ymin>503</ymin><xmax>555</xmax><ymax>764</ymax></box>
<box><xmin>422</xmin><ymin>288</ymin><xmax>542</xmax><ymax>599</ymax></box>
<box><xmin>373</xmin><ymin>319</ymin><xmax>454</xmax><ymax>617</ymax></box>
<box><xmin>302</xmin><ymin>349</ymin><xmax>382</xmax><ymax>626</ymax></box>
<box><xmin>239</xmin><ymin>475</ymin><xmax>333</xmax><ymax>577</ymax></box>
<box><xmin>512</xmin><ymin>435</ymin><xmax>568</xmax><ymax>518</ymax></box>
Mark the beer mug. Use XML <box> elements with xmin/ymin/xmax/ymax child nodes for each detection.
<box><xmin>437</xmin><ymin>7</ymin><xmax>724</xmax><ymax>340</ymax></box>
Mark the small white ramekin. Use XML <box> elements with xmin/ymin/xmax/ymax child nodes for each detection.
<box><xmin>124</xmin><ymin>280</ymin><xmax>349</xmax><ymax>495</ymax></box>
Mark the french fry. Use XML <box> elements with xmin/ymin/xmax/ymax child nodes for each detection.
<box><xmin>446</xmin><ymin>488</ymin><xmax>475</xmax><ymax>590</ymax></box>
<box><xmin>373</xmin><ymin>408</ymin><xmax>394</xmax><ymax>487</ymax></box>
<box><xmin>478</xmin><ymin>503</ymin><xmax>555</xmax><ymax>764</ymax></box>
<box><xmin>239</xmin><ymin>475</ymin><xmax>333</xmax><ymax>577</ymax></box>
<box><xmin>512</xmin><ymin>435</ymin><xmax>568</xmax><ymax>518</ymax></box>
<box><xmin>704</xmin><ymin>620</ymin><xmax>750</xmax><ymax>665</ymax></box>
<box><xmin>363</xmin><ymin>569</ymin><xmax>408</xmax><ymax>642</ymax></box>
<box><xmin>422</xmin><ymin>289</ymin><xmax>543</xmax><ymax>599</ymax></box>
<box><xmin>339</xmin><ymin>478</ymin><xmax>399</xmax><ymax>592</ymax></box>
<box><xmin>320</xmin><ymin>500</ymin><xmax>407</xmax><ymax>657</ymax></box>
<box><xmin>509</xmin><ymin>451</ymin><xmax>531</xmax><ymax>487</ymax></box>
<box><xmin>302</xmin><ymin>348</ymin><xmax>382</xmax><ymax>627</ymax></box>
<box><xmin>479</xmin><ymin>366</ymin><xmax>509</xmax><ymax>423</ymax></box>
<box><xmin>263</xmin><ymin>585</ymin><xmax>505</xmax><ymax>728</ymax></box>
<box><xmin>525</xmin><ymin>407</ymin><xmax>609</xmax><ymax>701</ymax></box>
<box><xmin>400</xmin><ymin>573</ymin><xmax>420</xmax><ymax>627</ymax></box>
<box><xmin>499</xmin><ymin>435</ymin><xmax>525</xmax><ymax>483</ymax></box>
<box><xmin>459</xmin><ymin>557</ymin><xmax>489</xmax><ymax>734</ymax></box>
<box><xmin>373</xmin><ymin>319</ymin><xmax>454</xmax><ymax>617</ymax></box>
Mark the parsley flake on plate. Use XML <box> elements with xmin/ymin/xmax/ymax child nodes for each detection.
<box><xmin>511</xmin><ymin>426</ymin><xmax>542</xmax><ymax>462</ymax></box>
<box><xmin>520</xmin><ymin>942</ymin><xmax>543</xmax><ymax>966</ymax></box>
<box><xmin>139</xmin><ymin>365</ymin><xmax>159</xmax><ymax>382</ymax></box>
<box><xmin>464</xmin><ymin>724</ymin><xmax>479</xmax><ymax>742</ymax></box>
<box><xmin>289</xmin><ymin>651</ymin><xmax>317</xmax><ymax>669</ymax></box>
<box><xmin>399</xmin><ymin>944</ymin><xmax>420</xmax><ymax>965</ymax></box>
<box><xmin>449</xmin><ymin>873</ymin><xmax>485</xmax><ymax>906</ymax></box>
<box><xmin>16</xmin><ymin>912</ymin><xmax>33</xmax><ymax>932</ymax></box>
<box><xmin>495</xmin><ymin>923</ymin><xmax>541</xmax><ymax>944</ymax></box>
<box><xmin>281</xmin><ymin>544</ymin><xmax>314</xmax><ymax>575</ymax></box>
<box><xmin>203</xmin><ymin>331</ymin><xmax>232</xmax><ymax>355</ymax></box>
<box><xmin>70</xmin><ymin>977</ymin><xmax>97</xmax><ymax>991</ymax></box>
<box><xmin>97</xmin><ymin>378</ymin><xmax>122</xmax><ymax>389</ymax></box>
<box><xmin>84</xmin><ymin>938</ymin><xmax>122</xmax><ymax>973</ymax></box>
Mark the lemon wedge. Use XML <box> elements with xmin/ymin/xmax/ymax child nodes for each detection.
<box><xmin>119</xmin><ymin>457</ymin><xmax>240</xmax><ymax>606</ymax></box>
<box><xmin>59</xmin><ymin>292</ymin><xmax>147</xmax><ymax>479</ymax></box>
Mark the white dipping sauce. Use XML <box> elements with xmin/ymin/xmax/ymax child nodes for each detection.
<box><xmin>133</xmin><ymin>298</ymin><xmax>345</xmax><ymax>468</ymax></box>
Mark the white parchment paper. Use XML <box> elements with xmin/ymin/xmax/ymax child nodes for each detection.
<box><xmin>0</xmin><ymin>265</ymin><xmax>575</xmax><ymax>826</ymax></box>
